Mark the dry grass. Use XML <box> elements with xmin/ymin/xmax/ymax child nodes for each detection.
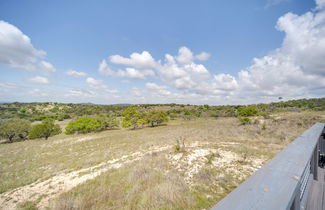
<box><xmin>0</xmin><ymin>111</ymin><xmax>324</xmax><ymax>209</ymax></box>
<box><xmin>53</xmin><ymin>154</ymin><xmax>196</xmax><ymax>210</ymax></box>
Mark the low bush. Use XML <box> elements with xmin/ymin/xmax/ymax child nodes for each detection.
<box><xmin>238</xmin><ymin>106</ymin><xmax>258</xmax><ymax>117</ymax></box>
<box><xmin>239</xmin><ymin>117</ymin><xmax>251</xmax><ymax>125</ymax></box>
<box><xmin>65</xmin><ymin>117</ymin><xmax>102</xmax><ymax>134</ymax></box>
<box><xmin>146</xmin><ymin>110</ymin><xmax>168</xmax><ymax>127</ymax></box>
<box><xmin>29</xmin><ymin>120</ymin><xmax>61</xmax><ymax>140</ymax></box>
<box><xmin>95</xmin><ymin>115</ymin><xmax>119</xmax><ymax>130</ymax></box>
<box><xmin>0</xmin><ymin>118</ymin><xmax>31</xmax><ymax>142</ymax></box>
<box><xmin>122</xmin><ymin>107</ymin><xmax>147</xmax><ymax>129</ymax></box>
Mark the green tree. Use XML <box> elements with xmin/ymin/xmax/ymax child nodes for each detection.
<box><xmin>65</xmin><ymin>117</ymin><xmax>102</xmax><ymax>134</ymax></box>
<box><xmin>29</xmin><ymin>120</ymin><xmax>61</xmax><ymax>140</ymax></box>
<box><xmin>0</xmin><ymin>118</ymin><xmax>31</xmax><ymax>142</ymax></box>
<box><xmin>146</xmin><ymin>110</ymin><xmax>168</xmax><ymax>127</ymax></box>
<box><xmin>95</xmin><ymin>115</ymin><xmax>119</xmax><ymax>130</ymax></box>
<box><xmin>122</xmin><ymin>107</ymin><xmax>146</xmax><ymax>129</ymax></box>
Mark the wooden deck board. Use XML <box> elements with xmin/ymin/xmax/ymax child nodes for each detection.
<box><xmin>306</xmin><ymin>167</ymin><xmax>325</xmax><ymax>210</ymax></box>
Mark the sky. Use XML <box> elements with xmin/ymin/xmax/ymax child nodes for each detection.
<box><xmin>0</xmin><ymin>0</ymin><xmax>324</xmax><ymax>105</ymax></box>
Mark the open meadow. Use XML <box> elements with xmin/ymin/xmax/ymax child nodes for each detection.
<box><xmin>1</xmin><ymin>106</ymin><xmax>324</xmax><ymax>209</ymax></box>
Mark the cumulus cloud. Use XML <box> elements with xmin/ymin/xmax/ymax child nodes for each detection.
<box><xmin>66</xmin><ymin>89</ymin><xmax>96</xmax><ymax>98</ymax></box>
<box><xmin>100</xmin><ymin>46</ymin><xmax>237</xmax><ymax>98</ymax></box>
<box><xmin>176</xmin><ymin>47</ymin><xmax>194</xmax><ymax>64</ymax></box>
<box><xmin>0</xmin><ymin>20</ymin><xmax>56</xmax><ymax>74</ymax></box>
<box><xmin>159</xmin><ymin>51</ymin><xmax>212</xmax><ymax>91</ymax></box>
<box><xmin>316</xmin><ymin>0</ymin><xmax>325</xmax><ymax>9</ymax></box>
<box><xmin>96</xmin><ymin>1</ymin><xmax>325</xmax><ymax>104</ymax></box>
<box><xmin>236</xmin><ymin>3</ymin><xmax>325</xmax><ymax>101</ymax></box>
<box><xmin>99</xmin><ymin>59</ymin><xmax>155</xmax><ymax>79</ymax></box>
<box><xmin>214</xmin><ymin>74</ymin><xmax>238</xmax><ymax>90</ymax></box>
<box><xmin>146</xmin><ymin>82</ymin><xmax>171</xmax><ymax>96</ymax></box>
<box><xmin>66</xmin><ymin>69</ymin><xmax>87</xmax><ymax>78</ymax></box>
<box><xmin>86</xmin><ymin>77</ymin><xmax>118</xmax><ymax>94</ymax></box>
<box><xmin>86</xmin><ymin>77</ymin><xmax>106</xmax><ymax>89</ymax></box>
<box><xmin>116</xmin><ymin>68</ymin><xmax>155</xmax><ymax>79</ymax></box>
<box><xmin>109</xmin><ymin>51</ymin><xmax>158</xmax><ymax>69</ymax></box>
<box><xmin>195</xmin><ymin>52</ymin><xmax>210</xmax><ymax>61</ymax></box>
<box><xmin>26</xmin><ymin>76</ymin><xmax>49</xmax><ymax>84</ymax></box>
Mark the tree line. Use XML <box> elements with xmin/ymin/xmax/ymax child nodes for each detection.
<box><xmin>0</xmin><ymin>108</ymin><xmax>168</xmax><ymax>143</ymax></box>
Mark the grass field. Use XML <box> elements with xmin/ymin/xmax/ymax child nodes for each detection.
<box><xmin>0</xmin><ymin>111</ymin><xmax>324</xmax><ymax>209</ymax></box>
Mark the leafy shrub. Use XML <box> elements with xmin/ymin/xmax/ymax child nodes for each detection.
<box><xmin>0</xmin><ymin>118</ymin><xmax>31</xmax><ymax>142</ymax></box>
<box><xmin>239</xmin><ymin>117</ymin><xmax>251</xmax><ymax>125</ymax></box>
<box><xmin>238</xmin><ymin>106</ymin><xmax>258</xmax><ymax>117</ymax></box>
<box><xmin>95</xmin><ymin>115</ymin><xmax>119</xmax><ymax>130</ymax></box>
<box><xmin>29</xmin><ymin>120</ymin><xmax>61</xmax><ymax>140</ymax></box>
<box><xmin>146</xmin><ymin>110</ymin><xmax>168</xmax><ymax>127</ymax></box>
<box><xmin>122</xmin><ymin>107</ymin><xmax>147</xmax><ymax>129</ymax></box>
<box><xmin>174</xmin><ymin>137</ymin><xmax>186</xmax><ymax>152</ymax></box>
<box><xmin>65</xmin><ymin>117</ymin><xmax>102</xmax><ymax>134</ymax></box>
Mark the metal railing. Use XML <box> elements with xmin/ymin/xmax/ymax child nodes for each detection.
<box><xmin>212</xmin><ymin>123</ymin><xmax>325</xmax><ymax>210</ymax></box>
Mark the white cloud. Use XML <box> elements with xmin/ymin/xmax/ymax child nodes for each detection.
<box><xmin>26</xmin><ymin>76</ymin><xmax>49</xmax><ymax>84</ymax></box>
<box><xmin>101</xmin><ymin>46</ymin><xmax>235</xmax><ymax>97</ymax></box>
<box><xmin>28</xmin><ymin>88</ymin><xmax>48</xmax><ymax>97</ymax></box>
<box><xmin>0</xmin><ymin>21</ymin><xmax>56</xmax><ymax>74</ymax></box>
<box><xmin>0</xmin><ymin>82</ymin><xmax>17</xmax><ymax>89</ymax></box>
<box><xmin>146</xmin><ymin>82</ymin><xmax>171</xmax><ymax>96</ymax></box>
<box><xmin>235</xmin><ymin>4</ymin><xmax>325</xmax><ymax>101</ymax></box>
<box><xmin>86</xmin><ymin>77</ymin><xmax>107</xmax><ymax>89</ymax></box>
<box><xmin>109</xmin><ymin>51</ymin><xmax>158</xmax><ymax>69</ymax></box>
<box><xmin>176</xmin><ymin>46</ymin><xmax>194</xmax><ymax>64</ymax></box>
<box><xmin>0</xmin><ymin>21</ymin><xmax>45</xmax><ymax>66</ymax></box>
<box><xmin>146</xmin><ymin>82</ymin><xmax>166</xmax><ymax>90</ymax></box>
<box><xmin>95</xmin><ymin>2</ymin><xmax>325</xmax><ymax>105</ymax></box>
<box><xmin>195</xmin><ymin>52</ymin><xmax>210</xmax><ymax>61</ymax></box>
<box><xmin>99</xmin><ymin>59</ymin><xmax>155</xmax><ymax>79</ymax></box>
<box><xmin>265</xmin><ymin>0</ymin><xmax>289</xmax><ymax>8</ymax></box>
<box><xmin>66</xmin><ymin>69</ymin><xmax>87</xmax><ymax>78</ymax></box>
<box><xmin>316</xmin><ymin>0</ymin><xmax>325</xmax><ymax>9</ymax></box>
<box><xmin>116</xmin><ymin>68</ymin><xmax>154</xmax><ymax>79</ymax></box>
<box><xmin>158</xmin><ymin>47</ymin><xmax>235</xmax><ymax>96</ymax></box>
<box><xmin>66</xmin><ymin>89</ymin><xmax>96</xmax><ymax>98</ymax></box>
<box><xmin>86</xmin><ymin>77</ymin><xmax>118</xmax><ymax>94</ymax></box>
<box><xmin>39</xmin><ymin>61</ymin><xmax>56</xmax><ymax>74</ymax></box>
<box><xmin>214</xmin><ymin>74</ymin><xmax>238</xmax><ymax>90</ymax></box>
<box><xmin>121</xmin><ymin>79</ymin><xmax>130</xmax><ymax>83</ymax></box>
<box><xmin>0</xmin><ymin>82</ymin><xmax>17</xmax><ymax>94</ymax></box>
<box><xmin>131</xmin><ymin>87</ymin><xmax>142</xmax><ymax>97</ymax></box>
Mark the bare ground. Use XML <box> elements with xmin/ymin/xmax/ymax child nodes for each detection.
<box><xmin>0</xmin><ymin>141</ymin><xmax>240</xmax><ymax>210</ymax></box>
<box><xmin>0</xmin><ymin>145</ymin><xmax>172</xmax><ymax>210</ymax></box>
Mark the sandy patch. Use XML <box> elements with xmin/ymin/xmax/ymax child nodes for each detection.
<box><xmin>0</xmin><ymin>145</ymin><xmax>172</xmax><ymax>210</ymax></box>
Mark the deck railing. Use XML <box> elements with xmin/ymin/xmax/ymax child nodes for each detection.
<box><xmin>212</xmin><ymin>123</ymin><xmax>325</xmax><ymax>210</ymax></box>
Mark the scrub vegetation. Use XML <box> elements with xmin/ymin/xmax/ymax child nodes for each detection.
<box><xmin>0</xmin><ymin>98</ymin><xmax>324</xmax><ymax>209</ymax></box>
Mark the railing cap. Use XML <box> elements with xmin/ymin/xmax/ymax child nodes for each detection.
<box><xmin>212</xmin><ymin>123</ymin><xmax>325</xmax><ymax>210</ymax></box>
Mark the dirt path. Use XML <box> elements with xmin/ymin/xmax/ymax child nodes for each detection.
<box><xmin>0</xmin><ymin>145</ymin><xmax>172</xmax><ymax>210</ymax></box>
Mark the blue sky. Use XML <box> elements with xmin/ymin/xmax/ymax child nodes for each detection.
<box><xmin>0</xmin><ymin>0</ymin><xmax>324</xmax><ymax>105</ymax></box>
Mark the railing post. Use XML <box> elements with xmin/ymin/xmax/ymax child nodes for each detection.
<box><xmin>290</xmin><ymin>194</ymin><xmax>301</xmax><ymax>210</ymax></box>
<box><xmin>312</xmin><ymin>145</ymin><xmax>318</xmax><ymax>180</ymax></box>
